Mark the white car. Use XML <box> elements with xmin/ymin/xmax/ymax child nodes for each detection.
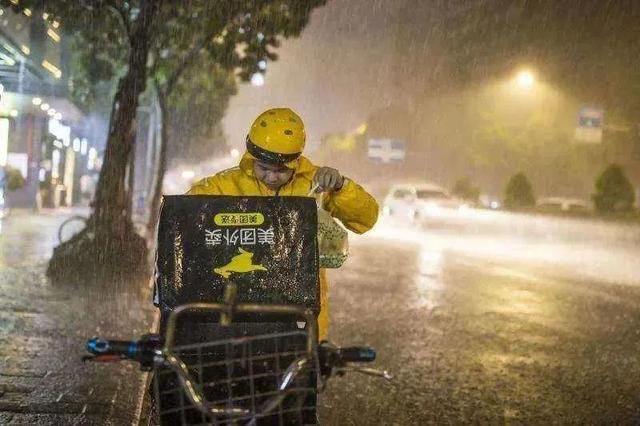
<box><xmin>537</xmin><ymin>197</ymin><xmax>590</xmax><ymax>213</ymax></box>
<box><xmin>382</xmin><ymin>183</ymin><xmax>467</xmax><ymax>222</ymax></box>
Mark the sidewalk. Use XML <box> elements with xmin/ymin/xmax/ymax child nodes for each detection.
<box><xmin>0</xmin><ymin>210</ymin><xmax>155</xmax><ymax>425</ymax></box>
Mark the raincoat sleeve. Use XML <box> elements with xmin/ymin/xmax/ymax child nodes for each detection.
<box><xmin>323</xmin><ymin>177</ymin><xmax>379</xmax><ymax>234</ymax></box>
<box><xmin>186</xmin><ymin>176</ymin><xmax>224</xmax><ymax>195</ymax></box>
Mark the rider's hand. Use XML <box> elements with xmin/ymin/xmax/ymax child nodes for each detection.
<box><xmin>314</xmin><ymin>167</ymin><xmax>344</xmax><ymax>192</ymax></box>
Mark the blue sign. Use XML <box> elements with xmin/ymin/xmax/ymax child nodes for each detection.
<box><xmin>578</xmin><ymin>107</ymin><xmax>603</xmax><ymax>128</ymax></box>
<box><xmin>575</xmin><ymin>106</ymin><xmax>604</xmax><ymax>144</ymax></box>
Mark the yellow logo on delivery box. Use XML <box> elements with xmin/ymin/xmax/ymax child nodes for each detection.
<box><xmin>214</xmin><ymin>248</ymin><xmax>267</xmax><ymax>279</ymax></box>
<box><xmin>214</xmin><ymin>212</ymin><xmax>264</xmax><ymax>226</ymax></box>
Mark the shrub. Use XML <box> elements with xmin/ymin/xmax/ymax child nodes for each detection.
<box><xmin>504</xmin><ymin>172</ymin><xmax>535</xmax><ymax>209</ymax></box>
<box><xmin>592</xmin><ymin>164</ymin><xmax>635</xmax><ymax>213</ymax></box>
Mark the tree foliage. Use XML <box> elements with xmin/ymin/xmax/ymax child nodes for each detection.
<box><xmin>0</xmin><ymin>0</ymin><xmax>326</xmax><ymax>280</ymax></box>
<box><xmin>592</xmin><ymin>164</ymin><xmax>635</xmax><ymax>214</ymax></box>
<box><xmin>452</xmin><ymin>177</ymin><xmax>480</xmax><ymax>204</ymax></box>
<box><xmin>504</xmin><ymin>172</ymin><xmax>535</xmax><ymax>210</ymax></box>
<box><xmin>3</xmin><ymin>166</ymin><xmax>26</xmax><ymax>192</ymax></box>
<box><xmin>166</xmin><ymin>60</ymin><xmax>238</xmax><ymax>162</ymax></box>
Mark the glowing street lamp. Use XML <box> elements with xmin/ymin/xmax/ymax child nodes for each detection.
<box><xmin>250</xmin><ymin>72</ymin><xmax>264</xmax><ymax>87</ymax></box>
<box><xmin>516</xmin><ymin>70</ymin><xmax>535</xmax><ymax>89</ymax></box>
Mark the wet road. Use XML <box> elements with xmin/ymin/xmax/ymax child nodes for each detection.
<box><xmin>2</xmin><ymin>209</ymin><xmax>640</xmax><ymax>424</ymax></box>
<box><xmin>0</xmin><ymin>210</ymin><xmax>154</xmax><ymax>425</ymax></box>
<box><xmin>320</xmin><ymin>217</ymin><xmax>640</xmax><ymax>425</ymax></box>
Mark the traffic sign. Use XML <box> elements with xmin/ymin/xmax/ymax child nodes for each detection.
<box><xmin>367</xmin><ymin>138</ymin><xmax>406</xmax><ymax>163</ymax></box>
<box><xmin>574</xmin><ymin>106</ymin><xmax>603</xmax><ymax>144</ymax></box>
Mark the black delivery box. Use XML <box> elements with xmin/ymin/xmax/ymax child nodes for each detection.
<box><xmin>155</xmin><ymin>195</ymin><xmax>320</xmax><ymax>324</ymax></box>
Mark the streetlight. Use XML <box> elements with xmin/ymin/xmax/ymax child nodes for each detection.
<box><xmin>250</xmin><ymin>72</ymin><xmax>264</xmax><ymax>87</ymax></box>
<box><xmin>516</xmin><ymin>70</ymin><xmax>535</xmax><ymax>89</ymax></box>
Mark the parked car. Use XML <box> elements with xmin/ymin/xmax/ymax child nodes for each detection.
<box><xmin>537</xmin><ymin>197</ymin><xmax>590</xmax><ymax>213</ymax></box>
<box><xmin>382</xmin><ymin>183</ymin><xmax>467</xmax><ymax>222</ymax></box>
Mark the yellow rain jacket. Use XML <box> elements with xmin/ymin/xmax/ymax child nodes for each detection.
<box><xmin>187</xmin><ymin>153</ymin><xmax>379</xmax><ymax>340</ymax></box>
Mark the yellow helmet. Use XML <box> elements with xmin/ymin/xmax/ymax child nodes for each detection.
<box><xmin>246</xmin><ymin>108</ymin><xmax>306</xmax><ymax>164</ymax></box>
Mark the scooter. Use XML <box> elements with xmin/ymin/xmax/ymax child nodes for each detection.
<box><xmin>85</xmin><ymin>283</ymin><xmax>390</xmax><ymax>425</ymax></box>
<box><xmin>84</xmin><ymin>195</ymin><xmax>390</xmax><ymax>425</ymax></box>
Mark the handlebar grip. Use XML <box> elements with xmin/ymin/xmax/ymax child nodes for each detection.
<box><xmin>86</xmin><ymin>338</ymin><xmax>139</xmax><ymax>358</ymax></box>
<box><xmin>339</xmin><ymin>346</ymin><xmax>376</xmax><ymax>363</ymax></box>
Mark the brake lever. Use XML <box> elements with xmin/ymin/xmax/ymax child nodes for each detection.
<box><xmin>334</xmin><ymin>365</ymin><xmax>393</xmax><ymax>381</ymax></box>
<box><xmin>82</xmin><ymin>354</ymin><xmax>123</xmax><ymax>363</ymax></box>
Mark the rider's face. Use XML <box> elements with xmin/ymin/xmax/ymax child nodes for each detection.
<box><xmin>253</xmin><ymin>160</ymin><xmax>294</xmax><ymax>191</ymax></box>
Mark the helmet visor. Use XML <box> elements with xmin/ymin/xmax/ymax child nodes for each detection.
<box><xmin>246</xmin><ymin>137</ymin><xmax>301</xmax><ymax>165</ymax></box>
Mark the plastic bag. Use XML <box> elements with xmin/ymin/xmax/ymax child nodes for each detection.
<box><xmin>315</xmin><ymin>192</ymin><xmax>349</xmax><ymax>268</ymax></box>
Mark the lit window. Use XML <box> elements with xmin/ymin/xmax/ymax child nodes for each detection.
<box><xmin>52</xmin><ymin>149</ymin><xmax>60</xmax><ymax>179</ymax></box>
<box><xmin>0</xmin><ymin>53</ymin><xmax>15</xmax><ymax>66</ymax></box>
<box><xmin>42</xmin><ymin>60</ymin><xmax>62</xmax><ymax>78</ymax></box>
<box><xmin>47</xmin><ymin>28</ymin><xmax>60</xmax><ymax>43</ymax></box>
<box><xmin>88</xmin><ymin>147</ymin><xmax>97</xmax><ymax>170</ymax></box>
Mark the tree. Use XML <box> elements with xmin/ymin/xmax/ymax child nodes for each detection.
<box><xmin>451</xmin><ymin>177</ymin><xmax>480</xmax><ymax>204</ymax></box>
<box><xmin>2</xmin><ymin>1</ymin><xmax>326</xmax><ymax>282</ymax></box>
<box><xmin>2</xmin><ymin>166</ymin><xmax>26</xmax><ymax>192</ymax></box>
<box><xmin>21</xmin><ymin>0</ymin><xmax>163</xmax><ymax>282</ymax></box>
<box><xmin>592</xmin><ymin>164</ymin><xmax>635</xmax><ymax>214</ymax></box>
<box><xmin>165</xmin><ymin>64</ymin><xmax>237</xmax><ymax>163</ymax></box>
<box><xmin>0</xmin><ymin>0</ymin><xmax>326</xmax><ymax>278</ymax></box>
<box><xmin>144</xmin><ymin>0</ymin><xmax>326</xmax><ymax>236</ymax></box>
<box><xmin>504</xmin><ymin>172</ymin><xmax>535</xmax><ymax>210</ymax></box>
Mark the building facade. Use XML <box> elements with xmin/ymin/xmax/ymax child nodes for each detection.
<box><xmin>0</xmin><ymin>4</ymin><xmax>100</xmax><ymax>210</ymax></box>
